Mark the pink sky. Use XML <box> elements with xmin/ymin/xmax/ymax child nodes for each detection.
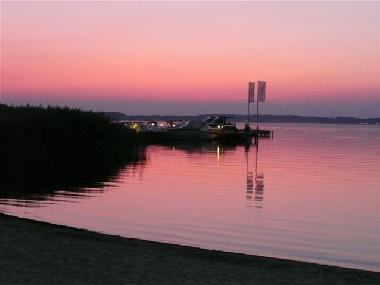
<box><xmin>1</xmin><ymin>1</ymin><xmax>379</xmax><ymax>116</ymax></box>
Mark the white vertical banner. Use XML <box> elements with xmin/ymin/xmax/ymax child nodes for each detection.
<box><xmin>258</xmin><ymin>81</ymin><xmax>266</xmax><ymax>102</ymax></box>
<box><xmin>248</xmin><ymin>82</ymin><xmax>255</xmax><ymax>103</ymax></box>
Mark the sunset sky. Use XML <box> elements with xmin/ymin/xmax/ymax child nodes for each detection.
<box><xmin>1</xmin><ymin>1</ymin><xmax>379</xmax><ymax>117</ymax></box>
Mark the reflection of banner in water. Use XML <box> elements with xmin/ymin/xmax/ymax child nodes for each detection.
<box><xmin>244</xmin><ymin>138</ymin><xmax>266</xmax><ymax>209</ymax></box>
<box><xmin>245</xmin><ymin>142</ymin><xmax>265</xmax><ymax>209</ymax></box>
<box><xmin>245</xmin><ymin>145</ymin><xmax>253</xmax><ymax>206</ymax></box>
<box><xmin>247</xmin><ymin>171</ymin><xmax>254</xmax><ymax>194</ymax></box>
<box><xmin>246</xmin><ymin>170</ymin><xmax>254</xmax><ymax>207</ymax></box>
<box><xmin>254</xmin><ymin>172</ymin><xmax>264</xmax><ymax>208</ymax></box>
<box><xmin>254</xmin><ymin>139</ymin><xmax>264</xmax><ymax>209</ymax></box>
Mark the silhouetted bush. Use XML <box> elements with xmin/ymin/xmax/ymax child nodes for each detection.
<box><xmin>0</xmin><ymin>104</ymin><xmax>146</xmax><ymax>197</ymax></box>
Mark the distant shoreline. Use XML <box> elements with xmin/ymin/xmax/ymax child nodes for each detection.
<box><xmin>103</xmin><ymin>112</ymin><xmax>380</xmax><ymax>125</ymax></box>
<box><xmin>1</xmin><ymin>213</ymin><xmax>378</xmax><ymax>284</ymax></box>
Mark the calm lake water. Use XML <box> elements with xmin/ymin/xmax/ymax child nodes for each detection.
<box><xmin>1</xmin><ymin>123</ymin><xmax>379</xmax><ymax>271</ymax></box>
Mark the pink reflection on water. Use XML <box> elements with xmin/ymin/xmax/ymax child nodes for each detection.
<box><xmin>1</xmin><ymin>124</ymin><xmax>379</xmax><ymax>271</ymax></box>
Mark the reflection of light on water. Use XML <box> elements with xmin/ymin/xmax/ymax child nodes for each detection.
<box><xmin>3</xmin><ymin>125</ymin><xmax>380</xmax><ymax>271</ymax></box>
<box><xmin>216</xmin><ymin>146</ymin><xmax>220</xmax><ymax>161</ymax></box>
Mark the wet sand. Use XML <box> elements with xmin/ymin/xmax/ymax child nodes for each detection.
<box><xmin>0</xmin><ymin>213</ymin><xmax>378</xmax><ymax>285</ymax></box>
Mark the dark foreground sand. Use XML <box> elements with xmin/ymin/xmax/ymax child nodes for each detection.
<box><xmin>0</xmin><ymin>213</ymin><xmax>378</xmax><ymax>285</ymax></box>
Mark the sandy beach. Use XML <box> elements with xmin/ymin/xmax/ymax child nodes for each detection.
<box><xmin>0</xmin><ymin>213</ymin><xmax>378</xmax><ymax>285</ymax></box>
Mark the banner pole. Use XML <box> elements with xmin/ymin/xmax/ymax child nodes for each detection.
<box><xmin>256</xmin><ymin>96</ymin><xmax>259</xmax><ymax>131</ymax></box>
<box><xmin>248</xmin><ymin>100</ymin><xmax>249</xmax><ymax>126</ymax></box>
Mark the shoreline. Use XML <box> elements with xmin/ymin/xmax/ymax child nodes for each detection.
<box><xmin>1</xmin><ymin>213</ymin><xmax>378</xmax><ymax>284</ymax></box>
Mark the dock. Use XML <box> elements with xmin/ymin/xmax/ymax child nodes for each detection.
<box><xmin>122</xmin><ymin>119</ymin><xmax>273</xmax><ymax>144</ymax></box>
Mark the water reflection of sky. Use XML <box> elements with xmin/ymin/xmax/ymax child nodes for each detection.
<box><xmin>0</xmin><ymin>124</ymin><xmax>379</xmax><ymax>272</ymax></box>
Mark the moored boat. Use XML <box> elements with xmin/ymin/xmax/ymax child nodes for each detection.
<box><xmin>123</xmin><ymin>116</ymin><xmax>272</xmax><ymax>143</ymax></box>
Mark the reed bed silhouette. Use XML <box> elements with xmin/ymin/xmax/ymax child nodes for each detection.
<box><xmin>0</xmin><ymin>104</ymin><xmax>147</xmax><ymax>200</ymax></box>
